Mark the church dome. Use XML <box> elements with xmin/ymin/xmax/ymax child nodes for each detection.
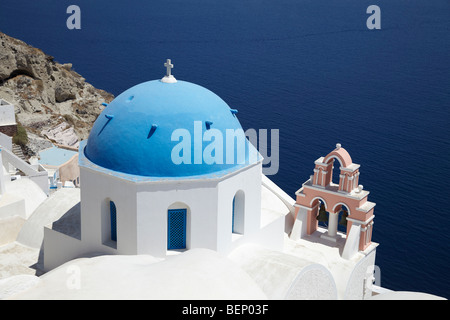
<box><xmin>84</xmin><ymin>79</ymin><xmax>256</xmax><ymax>178</ymax></box>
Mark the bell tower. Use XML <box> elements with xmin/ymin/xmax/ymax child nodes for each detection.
<box><xmin>291</xmin><ymin>144</ymin><xmax>376</xmax><ymax>259</ymax></box>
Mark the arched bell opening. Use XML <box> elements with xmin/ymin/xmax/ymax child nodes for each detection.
<box><xmin>316</xmin><ymin>201</ymin><xmax>328</xmax><ymax>229</ymax></box>
<box><xmin>335</xmin><ymin>204</ymin><xmax>350</xmax><ymax>234</ymax></box>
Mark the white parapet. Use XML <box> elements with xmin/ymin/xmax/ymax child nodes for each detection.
<box><xmin>0</xmin><ymin>99</ymin><xmax>16</xmax><ymax>127</ymax></box>
<box><xmin>1</xmin><ymin>148</ymin><xmax>49</xmax><ymax>195</ymax></box>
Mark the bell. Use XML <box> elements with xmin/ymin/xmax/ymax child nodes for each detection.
<box><xmin>316</xmin><ymin>204</ymin><xmax>328</xmax><ymax>224</ymax></box>
<box><xmin>339</xmin><ymin>209</ymin><xmax>348</xmax><ymax>227</ymax></box>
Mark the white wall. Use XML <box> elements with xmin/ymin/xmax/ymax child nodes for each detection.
<box><xmin>44</xmin><ymin>167</ymin><xmax>137</xmax><ymax>270</ymax></box>
<box><xmin>79</xmin><ymin>166</ymin><xmax>138</xmax><ymax>255</ymax></box>
<box><xmin>0</xmin><ymin>100</ymin><xmax>16</xmax><ymax>126</ymax></box>
<box><xmin>229</xmin><ymin>244</ymin><xmax>338</xmax><ymax>300</ymax></box>
<box><xmin>0</xmin><ymin>132</ymin><xmax>12</xmax><ymax>151</ymax></box>
<box><xmin>1</xmin><ymin>148</ymin><xmax>49</xmax><ymax>195</ymax></box>
<box><xmin>344</xmin><ymin>248</ymin><xmax>377</xmax><ymax>300</ymax></box>
<box><xmin>216</xmin><ymin>164</ymin><xmax>262</xmax><ymax>254</ymax></box>
<box><xmin>45</xmin><ymin>160</ymin><xmax>272</xmax><ymax>269</ymax></box>
<box><xmin>136</xmin><ymin>180</ymin><xmax>219</xmax><ymax>257</ymax></box>
<box><xmin>290</xmin><ymin>206</ymin><xmax>309</xmax><ymax>241</ymax></box>
<box><xmin>134</xmin><ymin>163</ymin><xmax>263</xmax><ymax>257</ymax></box>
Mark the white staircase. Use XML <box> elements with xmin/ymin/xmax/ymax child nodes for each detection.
<box><xmin>1</xmin><ymin>147</ymin><xmax>49</xmax><ymax>195</ymax></box>
<box><xmin>12</xmin><ymin>143</ymin><xmax>26</xmax><ymax>161</ymax></box>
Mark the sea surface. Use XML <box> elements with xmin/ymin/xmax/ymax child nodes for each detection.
<box><xmin>1</xmin><ymin>0</ymin><xmax>449</xmax><ymax>298</ymax></box>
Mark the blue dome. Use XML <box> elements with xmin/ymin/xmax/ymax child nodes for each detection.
<box><xmin>84</xmin><ymin>80</ymin><xmax>256</xmax><ymax>178</ymax></box>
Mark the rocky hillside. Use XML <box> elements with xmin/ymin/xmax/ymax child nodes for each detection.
<box><xmin>0</xmin><ymin>31</ymin><xmax>114</xmax><ymax>155</ymax></box>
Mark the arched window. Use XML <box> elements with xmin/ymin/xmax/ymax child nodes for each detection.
<box><xmin>110</xmin><ymin>201</ymin><xmax>117</xmax><ymax>242</ymax></box>
<box><xmin>335</xmin><ymin>203</ymin><xmax>350</xmax><ymax>234</ymax></box>
<box><xmin>232</xmin><ymin>190</ymin><xmax>245</xmax><ymax>234</ymax></box>
<box><xmin>232</xmin><ymin>196</ymin><xmax>236</xmax><ymax>233</ymax></box>
<box><xmin>332</xmin><ymin>159</ymin><xmax>341</xmax><ymax>186</ymax></box>
<box><xmin>324</xmin><ymin>156</ymin><xmax>343</xmax><ymax>187</ymax></box>
<box><xmin>316</xmin><ymin>200</ymin><xmax>329</xmax><ymax>229</ymax></box>
<box><xmin>102</xmin><ymin>198</ymin><xmax>117</xmax><ymax>249</ymax></box>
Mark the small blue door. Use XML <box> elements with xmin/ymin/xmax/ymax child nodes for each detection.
<box><xmin>168</xmin><ymin>209</ymin><xmax>187</xmax><ymax>250</ymax></box>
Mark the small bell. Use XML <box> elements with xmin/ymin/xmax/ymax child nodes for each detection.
<box><xmin>316</xmin><ymin>203</ymin><xmax>328</xmax><ymax>224</ymax></box>
<box><xmin>339</xmin><ymin>209</ymin><xmax>348</xmax><ymax>227</ymax></box>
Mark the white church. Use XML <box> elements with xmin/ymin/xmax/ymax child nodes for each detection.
<box><xmin>43</xmin><ymin>59</ymin><xmax>283</xmax><ymax>263</ymax></box>
<box><xmin>2</xmin><ymin>60</ymin><xmax>444</xmax><ymax>300</ymax></box>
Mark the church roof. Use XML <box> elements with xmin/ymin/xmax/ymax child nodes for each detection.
<box><xmin>5</xmin><ymin>249</ymin><xmax>268</xmax><ymax>300</ymax></box>
<box><xmin>83</xmin><ymin>79</ymin><xmax>259</xmax><ymax>179</ymax></box>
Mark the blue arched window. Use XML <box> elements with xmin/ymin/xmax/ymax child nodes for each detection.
<box><xmin>110</xmin><ymin>201</ymin><xmax>117</xmax><ymax>242</ymax></box>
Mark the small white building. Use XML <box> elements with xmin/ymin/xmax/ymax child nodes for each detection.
<box><xmin>0</xmin><ymin>99</ymin><xmax>17</xmax><ymax>137</ymax></box>
<box><xmin>43</xmin><ymin>64</ymin><xmax>284</xmax><ymax>270</ymax></box>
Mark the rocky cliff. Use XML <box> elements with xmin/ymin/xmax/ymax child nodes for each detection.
<box><xmin>0</xmin><ymin>31</ymin><xmax>114</xmax><ymax>155</ymax></box>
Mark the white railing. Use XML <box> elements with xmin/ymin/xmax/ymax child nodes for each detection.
<box><xmin>1</xmin><ymin>146</ymin><xmax>49</xmax><ymax>195</ymax></box>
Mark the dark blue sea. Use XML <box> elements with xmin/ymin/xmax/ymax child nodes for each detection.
<box><xmin>1</xmin><ymin>0</ymin><xmax>449</xmax><ymax>298</ymax></box>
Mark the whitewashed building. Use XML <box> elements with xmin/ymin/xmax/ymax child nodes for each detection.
<box><xmin>37</xmin><ymin>61</ymin><xmax>389</xmax><ymax>300</ymax></box>
<box><xmin>0</xmin><ymin>99</ymin><xmax>17</xmax><ymax>137</ymax></box>
<box><xmin>43</xmin><ymin>61</ymin><xmax>284</xmax><ymax>270</ymax></box>
<box><xmin>1</xmin><ymin>62</ymin><xmax>446</xmax><ymax>300</ymax></box>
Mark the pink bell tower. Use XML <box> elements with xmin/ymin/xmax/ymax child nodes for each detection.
<box><xmin>291</xmin><ymin>144</ymin><xmax>376</xmax><ymax>259</ymax></box>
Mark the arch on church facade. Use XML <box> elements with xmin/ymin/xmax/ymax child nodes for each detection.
<box><xmin>304</xmin><ymin>197</ymin><xmax>328</xmax><ymax>235</ymax></box>
<box><xmin>101</xmin><ymin>197</ymin><xmax>118</xmax><ymax>249</ymax></box>
<box><xmin>329</xmin><ymin>157</ymin><xmax>343</xmax><ymax>185</ymax></box>
<box><xmin>232</xmin><ymin>190</ymin><xmax>245</xmax><ymax>235</ymax></box>
<box><xmin>332</xmin><ymin>202</ymin><xmax>350</xmax><ymax>233</ymax></box>
<box><xmin>310</xmin><ymin>196</ymin><xmax>328</xmax><ymax>211</ymax></box>
<box><xmin>324</xmin><ymin>149</ymin><xmax>352</xmax><ymax>187</ymax></box>
<box><xmin>324</xmin><ymin>155</ymin><xmax>344</xmax><ymax>168</ymax></box>
<box><xmin>323</xmin><ymin>148</ymin><xmax>352</xmax><ymax>168</ymax></box>
<box><xmin>332</xmin><ymin>202</ymin><xmax>351</xmax><ymax>215</ymax></box>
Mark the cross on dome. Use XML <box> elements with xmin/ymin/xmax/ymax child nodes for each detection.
<box><xmin>164</xmin><ymin>59</ymin><xmax>173</xmax><ymax>77</ymax></box>
<box><xmin>161</xmin><ymin>59</ymin><xmax>177</xmax><ymax>83</ymax></box>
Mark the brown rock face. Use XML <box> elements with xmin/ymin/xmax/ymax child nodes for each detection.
<box><xmin>0</xmin><ymin>32</ymin><xmax>114</xmax><ymax>151</ymax></box>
